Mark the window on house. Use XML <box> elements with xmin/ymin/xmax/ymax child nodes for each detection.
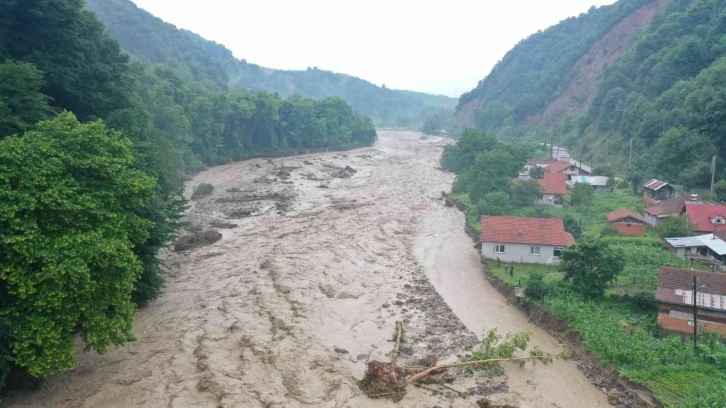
<box><xmin>530</xmin><ymin>246</ymin><xmax>541</xmax><ymax>255</ymax></box>
<box><xmin>553</xmin><ymin>247</ymin><xmax>564</xmax><ymax>259</ymax></box>
<box><xmin>537</xmin><ymin>194</ymin><xmax>544</xmax><ymax>201</ymax></box>
<box><xmin>495</xmin><ymin>244</ymin><xmax>506</xmax><ymax>254</ymax></box>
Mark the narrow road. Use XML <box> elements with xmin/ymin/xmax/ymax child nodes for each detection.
<box><xmin>9</xmin><ymin>131</ymin><xmax>606</xmax><ymax>407</ymax></box>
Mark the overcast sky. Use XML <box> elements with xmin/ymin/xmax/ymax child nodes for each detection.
<box><xmin>130</xmin><ymin>0</ymin><xmax>616</xmax><ymax>97</ymax></box>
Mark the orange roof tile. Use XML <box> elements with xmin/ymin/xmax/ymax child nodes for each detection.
<box><xmin>480</xmin><ymin>216</ymin><xmax>575</xmax><ymax>246</ymax></box>
<box><xmin>547</xmin><ymin>161</ymin><xmax>573</xmax><ymax>174</ymax></box>
<box><xmin>539</xmin><ymin>172</ymin><xmax>567</xmax><ymax>195</ymax></box>
<box><xmin>606</xmin><ymin>208</ymin><xmax>645</xmax><ymax>223</ymax></box>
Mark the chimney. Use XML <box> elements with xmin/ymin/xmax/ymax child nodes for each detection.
<box><xmin>689</xmin><ymin>193</ymin><xmax>703</xmax><ymax>204</ymax></box>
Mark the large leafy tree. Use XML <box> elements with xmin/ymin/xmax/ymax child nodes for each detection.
<box><xmin>0</xmin><ymin>113</ymin><xmax>155</xmax><ymax>377</ymax></box>
<box><xmin>559</xmin><ymin>239</ymin><xmax>624</xmax><ymax>299</ymax></box>
<box><xmin>0</xmin><ymin>62</ymin><xmax>54</xmax><ymax>138</ymax></box>
<box><xmin>0</xmin><ymin>0</ymin><xmax>132</xmax><ymax>120</ymax></box>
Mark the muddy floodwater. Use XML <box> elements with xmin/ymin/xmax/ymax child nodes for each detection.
<box><xmin>8</xmin><ymin>131</ymin><xmax>607</xmax><ymax>407</ymax></box>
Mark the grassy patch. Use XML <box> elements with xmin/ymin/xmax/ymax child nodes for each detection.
<box><xmin>488</xmin><ymin>263</ymin><xmax>560</xmax><ymax>287</ymax></box>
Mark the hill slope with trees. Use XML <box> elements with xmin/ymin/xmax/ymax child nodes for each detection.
<box><xmin>455</xmin><ymin>0</ymin><xmax>726</xmax><ymax>190</ymax></box>
<box><xmin>84</xmin><ymin>0</ymin><xmax>456</xmax><ymax>126</ymax></box>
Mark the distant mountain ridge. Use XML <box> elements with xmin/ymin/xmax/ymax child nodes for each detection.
<box><xmin>455</xmin><ymin>0</ymin><xmax>726</xmax><ymax>189</ymax></box>
<box><xmin>84</xmin><ymin>0</ymin><xmax>456</xmax><ymax>125</ymax></box>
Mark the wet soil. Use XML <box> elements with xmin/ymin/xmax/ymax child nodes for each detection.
<box><xmin>7</xmin><ymin>131</ymin><xmax>607</xmax><ymax>408</ymax></box>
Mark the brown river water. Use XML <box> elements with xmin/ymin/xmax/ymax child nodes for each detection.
<box><xmin>8</xmin><ymin>131</ymin><xmax>606</xmax><ymax>407</ymax></box>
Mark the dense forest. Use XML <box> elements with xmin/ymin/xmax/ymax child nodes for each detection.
<box><xmin>456</xmin><ymin>0</ymin><xmax>726</xmax><ymax>191</ymax></box>
<box><xmin>84</xmin><ymin>0</ymin><xmax>456</xmax><ymax>126</ymax></box>
<box><xmin>0</xmin><ymin>0</ymin><xmax>376</xmax><ymax>391</ymax></box>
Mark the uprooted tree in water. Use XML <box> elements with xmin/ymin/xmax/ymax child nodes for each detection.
<box><xmin>359</xmin><ymin>322</ymin><xmax>561</xmax><ymax>402</ymax></box>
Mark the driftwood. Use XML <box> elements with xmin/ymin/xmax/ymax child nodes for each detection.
<box><xmin>392</xmin><ymin>320</ymin><xmax>403</xmax><ymax>364</ymax></box>
<box><xmin>404</xmin><ymin>355</ymin><xmax>550</xmax><ymax>385</ymax></box>
<box><xmin>360</xmin><ymin>321</ymin><xmax>556</xmax><ymax>402</ymax></box>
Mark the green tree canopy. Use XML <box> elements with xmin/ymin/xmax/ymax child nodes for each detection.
<box><xmin>511</xmin><ymin>179</ymin><xmax>542</xmax><ymax>206</ymax></box>
<box><xmin>559</xmin><ymin>239</ymin><xmax>624</xmax><ymax>299</ymax></box>
<box><xmin>657</xmin><ymin>215</ymin><xmax>694</xmax><ymax>238</ymax></box>
<box><xmin>477</xmin><ymin>191</ymin><xmax>511</xmax><ymax>216</ymax></box>
<box><xmin>0</xmin><ymin>113</ymin><xmax>155</xmax><ymax>377</ymax></box>
<box><xmin>571</xmin><ymin>182</ymin><xmax>595</xmax><ymax>207</ymax></box>
<box><xmin>0</xmin><ymin>62</ymin><xmax>53</xmax><ymax>138</ymax></box>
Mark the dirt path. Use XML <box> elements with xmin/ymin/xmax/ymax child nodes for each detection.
<box><xmin>8</xmin><ymin>131</ymin><xmax>606</xmax><ymax>407</ymax></box>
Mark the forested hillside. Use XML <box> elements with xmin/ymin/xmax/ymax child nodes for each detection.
<box><xmin>455</xmin><ymin>0</ymin><xmax>726</xmax><ymax>190</ymax></box>
<box><xmin>0</xmin><ymin>0</ymin><xmax>375</xmax><ymax>391</ymax></box>
<box><xmin>84</xmin><ymin>0</ymin><xmax>456</xmax><ymax>126</ymax></box>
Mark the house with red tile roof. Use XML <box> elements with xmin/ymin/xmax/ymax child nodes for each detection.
<box><xmin>480</xmin><ymin>216</ymin><xmax>575</xmax><ymax>264</ymax></box>
<box><xmin>606</xmin><ymin>209</ymin><xmax>646</xmax><ymax>236</ymax></box>
<box><xmin>644</xmin><ymin>194</ymin><xmax>704</xmax><ymax>227</ymax></box>
<box><xmin>656</xmin><ymin>267</ymin><xmax>726</xmax><ymax>337</ymax></box>
<box><xmin>685</xmin><ymin>203</ymin><xmax>726</xmax><ymax>234</ymax></box>
<box><xmin>513</xmin><ymin>172</ymin><xmax>567</xmax><ymax>207</ymax></box>
<box><xmin>546</xmin><ymin>160</ymin><xmax>592</xmax><ymax>176</ymax></box>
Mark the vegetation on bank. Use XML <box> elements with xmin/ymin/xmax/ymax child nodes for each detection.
<box><xmin>0</xmin><ymin>0</ymin><xmax>377</xmax><ymax>393</ymax></box>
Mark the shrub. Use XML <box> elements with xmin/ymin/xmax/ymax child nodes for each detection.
<box><xmin>191</xmin><ymin>183</ymin><xmax>214</xmax><ymax>199</ymax></box>
<box><xmin>524</xmin><ymin>272</ymin><xmax>550</xmax><ymax>300</ymax></box>
<box><xmin>600</xmin><ymin>226</ymin><xmax>621</xmax><ymax>237</ymax></box>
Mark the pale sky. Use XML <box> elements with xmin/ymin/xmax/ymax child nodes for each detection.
<box><xmin>130</xmin><ymin>0</ymin><xmax>617</xmax><ymax>97</ymax></box>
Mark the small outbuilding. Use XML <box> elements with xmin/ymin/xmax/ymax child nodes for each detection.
<box><xmin>606</xmin><ymin>208</ymin><xmax>646</xmax><ymax>236</ymax></box>
<box><xmin>656</xmin><ymin>267</ymin><xmax>726</xmax><ymax>337</ymax></box>
<box><xmin>644</xmin><ymin>179</ymin><xmax>676</xmax><ymax>204</ymax></box>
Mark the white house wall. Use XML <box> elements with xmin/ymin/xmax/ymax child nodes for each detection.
<box><xmin>481</xmin><ymin>242</ymin><xmax>561</xmax><ymax>265</ymax></box>
<box><xmin>534</xmin><ymin>194</ymin><xmax>562</xmax><ymax>207</ymax></box>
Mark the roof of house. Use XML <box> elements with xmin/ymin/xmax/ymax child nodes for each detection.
<box><xmin>526</xmin><ymin>159</ymin><xmax>555</xmax><ymax>166</ymax></box>
<box><xmin>656</xmin><ymin>267</ymin><xmax>726</xmax><ymax>311</ymax></box>
<box><xmin>665</xmin><ymin>234</ymin><xmax>726</xmax><ymax>256</ymax></box>
<box><xmin>547</xmin><ymin>160</ymin><xmax>574</xmax><ymax>174</ymax></box>
<box><xmin>607</xmin><ymin>208</ymin><xmax>645</xmax><ymax>223</ymax></box>
<box><xmin>570</xmin><ymin>175</ymin><xmax>610</xmax><ymax>187</ymax></box>
<box><xmin>539</xmin><ymin>172</ymin><xmax>568</xmax><ymax>195</ymax></box>
<box><xmin>645</xmin><ymin>194</ymin><xmax>696</xmax><ymax>217</ymax></box>
<box><xmin>665</xmin><ymin>236</ymin><xmax>706</xmax><ymax>248</ymax></box>
<box><xmin>685</xmin><ymin>204</ymin><xmax>726</xmax><ymax>233</ymax></box>
<box><xmin>644</xmin><ymin>179</ymin><xmax>673</xmax><ymax>191</ymax></box>
<box><xmin>480</xmin><ymin>216</ymin><xmax>575</xmax><ymax>246</ymax></box>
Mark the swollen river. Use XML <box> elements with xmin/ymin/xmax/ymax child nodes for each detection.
<box><xmin>9</xmin><ymin>131</ymin><xmax>606</xmax><ymax>407</ymax></box>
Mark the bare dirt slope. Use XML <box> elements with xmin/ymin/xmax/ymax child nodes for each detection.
<box><xmin>525</xmin><ymin>0</ymin><xmax>668</xmax><ymax>128</ymax></box>
<box><xmin>8</xmin><ymin>131</ymin><xmax>606</xmax><ymax>408</ymax></box>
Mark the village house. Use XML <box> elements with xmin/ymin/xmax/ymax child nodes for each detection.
<box><xmin>656</xmin><ymin>267</ymin><xmax>726</xmax><ymax>337</ymax></box>
<box><xmin>665</xmin><ymin>234</ymin><xmax>726</xmax><ymax>270</ymax></box>
<box><xmin>480</xmin><ymin>216</ymin><xmax>575</xmax><ymax>265</ymax></box>
<box><xmin>643</xmin><ymin>179</ymin><xmax>676</xmax><ymax>204</ymax></box>
<box><xmin>606</xmin><ymin>208</ymin><xmax>646</xmax><ymax>236</ymax></box>
<box><xmin>568</xmin><ymin>175</ymin><xmax>612</xmax><ymax>192</ymax></box>
<box><xmin>546</xmin><ymin>158</ymin><xmax>592</xmax><ymax>177</ymax></box>
<box><xmin>643</xmin><ymin>194</ymin><xmax>703</xmax><ymax>227</ymax></box>
<box><xmin>514</xmin><ymin>172</ymin><xmax>567</xmax><ymax>206</ymax></box>
<box><xmin>685</xmin><ymin>203</ymin><xmax>726</xmax><ymax>234</ymax></box>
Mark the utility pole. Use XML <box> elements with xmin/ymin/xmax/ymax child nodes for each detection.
<box><xmin>605</xmin><ymin>139</ymin><xmax>609</xmax><ymax>164</ymax></box>
<box><xmin>627</xmin><ymin>138</ymin><xmax>633</xmax><ymax>176</ymax></box>
<box><xmin>693</xmin><ymin>275</ymin><xmax>698</xmax><ymax>351</ymax></box>
<box><xmin>710</xmin><ymin>155</ymin><xmax>717</xmax><ymax>200</ymax></box>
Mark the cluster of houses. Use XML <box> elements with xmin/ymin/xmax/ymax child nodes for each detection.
<box><xmin>479</xmin><ymin>159</ymin><xmax>726</xmax><ymax>335</ymax></box>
